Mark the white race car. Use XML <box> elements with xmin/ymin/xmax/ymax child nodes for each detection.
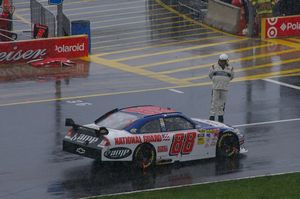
<box><xmin>63</xmin><ymin>105</ymin><xmax>247</xmax><ymax>169</ymax></box>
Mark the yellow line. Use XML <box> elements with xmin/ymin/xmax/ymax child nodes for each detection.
<box><xmin>94</xmin><ymin>28</ymin><xmax>210</xmax><ymax>45</ymax></box>
<box><xmin>93</xmin><ymin>33</ymin><xmax>223</xmax><ymax>50</ymax></box>
<box><xmin>114</xmin><ymin>38</ymin><xmax>247</xmax><ymax>61</ymax></box>
<box><xmin>82</xmin><ymin>56</ymin><xmax>192</xmax><ymax>85</ymax></box>
<box><xmin>162</xmin><ymin>48</ymin><xmax>299</xmax><ymax>76</ymax></box>
<box><xmin>1</xmin><ymin>68</ymin><xmax>298</xmax><ymax>107</ymax></box>
<box><xmin>267</xmin><ymin>39</ymin><xmax>300</xmax><ymax>49</ymax></box>
<box><xmin>183</xmin><ymin>56</ymin><xmax>300</xmax><ymax>81</ymax></box>
<box><xmin>287</xmin><ymin>38</ymin><xmax>300</xmax><ymax>43</ymax></box>
<box><xmin>139</xmin><ymin>43</ymin><xmax>271</xmax><ymax>68</ymax></box>
<box><xmin>92</xmin><ymin>23</ymin><xmax>199</xmax><ymax>40</ymax></box>
<box><xmin>271</xmin><ymin>72</ymin><xmax>300</xmax><ymax>78</ymax></box>
<box><xmin>154</xmin><ymin>0</ymin><xmax>243</xmax><ymax>39</ymax></box>
<box><xmin>94</xmin><ymin>33</ymin><xmax>221</xmax><ymax>56</ymax></box>
<box><xmin>0</xmin><ymin>82</ymin><xmax>207</xmax><ymax>107</ymax></box>
<box><xmin>233</xmin><ymin>68</ymin><xmax>300</xmax><ymax>81</ymax></box>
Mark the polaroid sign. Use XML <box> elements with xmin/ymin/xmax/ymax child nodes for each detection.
<box><xmin>0</xmin><ymin>35</ymin><xmax>88</xmax><ymax>64</ymax></box>
<box><xmin>262</xmin><ymin>15</ymin><xmax>300</xmax><ymax>39</ymax></box>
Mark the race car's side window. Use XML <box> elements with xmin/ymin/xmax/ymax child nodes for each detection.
<box><xmin>140</xmin><ymin>119</ymin><xmax>161</xmax><ymax>134</ymax></box>
<box><xmin>164</xmin><ymin>117</ymin><xmax>194</xmax><ymax>132</ymax></box>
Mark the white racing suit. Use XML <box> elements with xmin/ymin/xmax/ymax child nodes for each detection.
<box><xmin>209</xmin><ymin>64</ymin><xmax>234</xmax><ymax>123</ymax></box>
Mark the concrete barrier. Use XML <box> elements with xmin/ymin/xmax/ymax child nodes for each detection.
<box><xmin>204</xmin><ymin>0</ymin><xmax>240</xmax><ymax>34</ymax></box>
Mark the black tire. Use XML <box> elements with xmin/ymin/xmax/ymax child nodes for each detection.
<box><xmin>133</xmin><ymin>144</ymin><xmax>156</xmax><ymax>169</ymax></box>
<box><xmin>217</xmin><ymin>132</ymin><xmax>240</xmax><ymax>159</ymax></box>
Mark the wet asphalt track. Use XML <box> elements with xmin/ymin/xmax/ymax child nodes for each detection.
<box><xmin>1</xmin><ymin>0</ymin><xmax>300</xmax><ymax>198</ymax></box>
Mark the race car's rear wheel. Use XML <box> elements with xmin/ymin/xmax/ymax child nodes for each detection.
<box><xmin>217</xmin><ymin>132</ymin><xmax>240</xmax><ymax>159</ymax></box>
<box><xmin>133</xmin><ymin>144</ymin><xmax>156</xmax><ymax>169</ymax></box>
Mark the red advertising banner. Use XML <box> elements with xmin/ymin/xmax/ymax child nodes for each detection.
<box><xmin>0</xmin><ymin>35</ymin><xmax>88</xmax><ymax>64</ymax></box>
<box><xmin>262</xmin><ymin>15</ymin><xmax>300</xmax><ymax>39</ymax></box>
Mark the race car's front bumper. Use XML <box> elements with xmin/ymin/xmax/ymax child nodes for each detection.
<box><xmin>63</xmin><ymin>139</ymin><xmax>102</xmax><ymax>160</ymax></box>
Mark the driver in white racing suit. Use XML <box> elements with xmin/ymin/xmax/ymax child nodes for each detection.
<box><xmin>209</xmin><ymin>54</ymin><xmax>234</xmax><ymax>123</ymax></box>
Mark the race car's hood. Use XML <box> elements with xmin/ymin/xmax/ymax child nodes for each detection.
<box><xmin>192</xmin><ymin>118</ymin><xmax>234</xmax><ymax>130</ymax></box>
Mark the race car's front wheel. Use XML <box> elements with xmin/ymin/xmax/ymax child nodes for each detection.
<box><xmin>133</xmin><ymin>144</ymin><xmax>156</xmax><ymax>169</ymax></box>
<box><xmin>217</xmin><ymin>132</ymin><xmax>240</xmax><ymax>159</ymax></box>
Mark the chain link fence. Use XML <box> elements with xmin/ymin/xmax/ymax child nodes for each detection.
<box><xmin>178</xmin><ymin>0</ymin><xmax>208</xmax><ymax>21</ymax></box>
<box><xmin>30</xmin><ymin>0</ymin><xmax>56</xmax><ymax>37</ymax></box>
<box><xmin>162</xmin><ymin>0</ymin><xmax>208</xmax><ymax>21</ymax></box>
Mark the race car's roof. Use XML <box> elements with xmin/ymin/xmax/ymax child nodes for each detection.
<box><xmin>121</xmin><ymin>105</ymin><xmax>176</xmax><ymax>116</ymax></box>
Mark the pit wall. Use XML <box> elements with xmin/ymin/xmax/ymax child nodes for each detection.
<box><xmin>204</xmin><ymin>0</ymin><xmax>241</xmax><ymax>34</ymax></box>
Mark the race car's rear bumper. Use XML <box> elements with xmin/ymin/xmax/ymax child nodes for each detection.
<box><xmin>63</xmin><ymin>140</ymin><xmax>102</xmax><ymax>160</ymax></box>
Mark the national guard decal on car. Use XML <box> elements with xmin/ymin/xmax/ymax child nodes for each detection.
<box><xmin>104</xmin><ymin>147</ymin><xmax>132</xmax><ymax>159</ymax></box>
<box><xmin>114</xmin><ymin>136</ymin><xmax>142</xmax><ymax>145</ymax></box>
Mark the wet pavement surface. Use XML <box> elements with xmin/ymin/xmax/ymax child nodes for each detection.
<box><xmin>1</xmin><ymin>0</ymin><xmax>300</xmax><ymax>198</ymax></box>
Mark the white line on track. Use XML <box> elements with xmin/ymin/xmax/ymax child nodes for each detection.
<box><xmin>72</xmin><ymin>7</ymin><xmax>168</xmax><ymax>21</ymax></box>
<box><xmin>92</xmin><ymin>28</ymin><xmax>205</xmax><ymax>44</ymax></box>
<box><xmin>85</xmin><ymin>170</ymin><xmax>300</xmax><ymax>199</ymax></box>
<box><xmin>168</xmin><ymin>89</ymin><xmax>184</xmax><ymax>94</ymax></box>
<box><xmin>91</xmin><ymin>12</ymin><xmax>172</xmax><ymax>25</ymax></box>
<box><xmin>263</xmin><ymin>78</ymin><xmax>300</xmax><ymax>90</ymax></box>
<box><xmin>233</xmin><ymin>118</ymin><xmax>300</xmax><ymax>128</ymax></box>
<box><xmin>92</xmin><ymin>24</ymin><xmax>197</xmax><ymax>39</ymax></box>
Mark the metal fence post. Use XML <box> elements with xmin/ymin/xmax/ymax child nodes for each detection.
<box><xmin>57</xmin><ymin>3</ymin><xmax>63</xmax><ymax>37</ymax></box>
<box><xmin>245</xmin><ymin>0</ymin><xmax>255</xmax><ymax>37</ymax></box>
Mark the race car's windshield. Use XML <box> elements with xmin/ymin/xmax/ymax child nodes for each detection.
<box><xmin>95</xmin><ymin>111</ymin><xmax>140</xmax><ymax>130</ymax></box>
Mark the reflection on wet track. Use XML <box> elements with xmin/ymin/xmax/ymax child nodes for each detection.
<box><xmin>1</xmin><ymin>0</ymin><xmax>300</xmax><ymax>198</ymax></box>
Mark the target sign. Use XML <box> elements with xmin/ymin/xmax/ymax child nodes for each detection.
<box><xmin>267</xmin><ymin>27</ymin><xmax>278</xmax><ymax>38</ymax></box>
<box><xmin>263</xmin><ymin>16</ymin><xmax>300</xmax><ymax>39</ymax></box>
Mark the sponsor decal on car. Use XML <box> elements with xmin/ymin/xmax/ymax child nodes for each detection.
<box><xmin>170</xmin><ymin>132</ymin><xmax>196</xmax><ymax>156</ymax></box>
<box><xmin>115</xmin><ymin>136</ymin><xmax>142</xmax><ymax>145</ymax></box>
<box><xmin>162</xmin><ymin>134</ymin><xmax>170</xmax><ymax>141</ymax></box>
<box><xmin>71</xmin><ymin>133</ymin><xmax>99</xmax><ymax>144</ymax></box>
<box><xmin>104</xmin><ymin>147</ymin><xmax>132</xmax><ymax>159</ymax></box>
<box><xmin>157</xmin><ymin>146</ymin><xmax>168</xmax><ymax>153</ymax></box>
<box><xmin>130</xmin><ymin>128</ymin><xmax>137</xmax><ymax>133</ymax></box>
<box><xmin>115</xmin><ymin>135</ymin><xmax>164</xmax><ymax>145</ymax></box>
<box><xmin>76</xmin><ymin>147</ymin><xmax>86</xmax><ymax>154</ymax></box>
<box><xmin>197</xmin><ymin>137</ymin><xmax>205</xmax><ymax>145</ymax></box>
<box><xmin>199</xmin><ymin>129</ymin><xmax>219</xmax><ymax>138</ymax></box>
<box><xmin>143</xmin><ymin>134</ymin><xmax>162</xmax><ymax>142</ymax></box>
<box><xmin>210</xmin><ymin>140</ymin><xmax>217</xmax><ymax>146</ymax></box>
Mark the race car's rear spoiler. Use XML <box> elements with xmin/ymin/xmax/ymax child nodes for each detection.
<box><xmin>65</xmin><ymin>118</ymin><xmax>109</xmax><ymax>137</ymax></box>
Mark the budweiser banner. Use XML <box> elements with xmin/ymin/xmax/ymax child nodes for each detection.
<box><xmin>0</xmin><ymin>35</ymin><xmax>88</xmax><ymax>64</ymax></box>
<box><xmin>262</xmin><ymin>15</ymin><xmax>300</xmax><ymax>39</ymax></box>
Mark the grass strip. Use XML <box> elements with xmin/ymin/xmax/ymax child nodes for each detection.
<box><xmin>90</xmin><ymin>172</ymin><xmax>300</xmax><ymax>199</ymax></box>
